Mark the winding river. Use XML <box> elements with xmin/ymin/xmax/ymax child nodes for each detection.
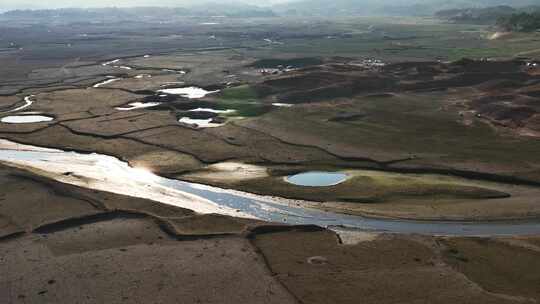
<box><xmin>1</xmin><ymin>139</ymin><xmax>539</xmax><ymax>236</ymax></box>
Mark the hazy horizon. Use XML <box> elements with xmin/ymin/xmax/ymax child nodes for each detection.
<box><xmin>2</xmin><ymin>0</ymin><xmax>539</xmax><ymax>14</ymax></box>
<box><xmin>0</xmin><ymin>0</ymin><xmax>292</xmax><ymax>11</ymax></box>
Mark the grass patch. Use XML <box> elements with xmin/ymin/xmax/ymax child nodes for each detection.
<box><xmin>441</xmin><ymin>238</ymin><xmax>540</xmax><ymax>300</ymax></box>
<box><xmin>220</xmin><ymin>85</ymin><xmax>259</xmax><ymax>100</ymax></box>
<box><xmin>228</xmin><ymin>168</ymin><xmax>509</xmax><ymax>203</ymax></box>
<box><xmin>244</xmin><ymin>93</ymin><xmax>540</xmax><ymax>179</ymax></box>
<box><xmin>224</xmin><ymin>102</ymin><xmax>271</xmax><ymax>118</ymax></box>
<box><xmin>216</xmin><ymin>85</ymin><xmax>272</xmax><ymax>117</ymax></box>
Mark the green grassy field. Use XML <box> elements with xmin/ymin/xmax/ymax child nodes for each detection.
<box><xmin>241</xmin><ymin>93</ymin><xmax>540</xmax><ymax>179</ymax></box>
<box><xmin>237</xmin><ymin>17</ymin><xmax>540</xmax><ymax>62</ymax></box>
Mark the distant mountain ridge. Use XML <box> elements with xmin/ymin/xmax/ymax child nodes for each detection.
<box><xmin>3</xmin><ymin>0</ymin><xmax>540</xmax><ymax>20</ymax></box>
<box><xmin>273</xmin><ymin>0</ymin><xmax>540</xmax><ymax>16</ymax></box>
<box><xmin>0</xmin><ymin>5</ymin><xmax>276</xmax><ymax>21</ymax></box>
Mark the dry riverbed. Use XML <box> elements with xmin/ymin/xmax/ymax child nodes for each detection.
<box><xmin>1</xmin><ymin>164</ymin><xmax>539</xmax><ymax>304</ymax></box>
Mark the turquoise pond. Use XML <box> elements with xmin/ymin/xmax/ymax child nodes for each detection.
<box><xmin>285</xmin><ymin>171</ymin><xmax>348</xmax><ymax>187</ymax></box>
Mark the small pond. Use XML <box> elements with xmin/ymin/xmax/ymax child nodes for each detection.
<box><xmin>285</xmin><ymin>171</ymin><xmax>348</xmax><ymax>187</ymax></box>
<box><xmin>158</xmin><ymin>87</ymin><xmax>219</xmax><ymax>99</ymax></box>
<box><xmin>178</xmin><ymin>117</ymin><xmax>224</xmax><ymax>128</ymax></box>
<box><xmin>1</xmin><ymin>115</ymin><xmax>54</xmax><ymax>124</ymax></box>
<box><xmin>188</xmin><ymin>108</ymin><xmax>236</xmax><ymax>114</ymax></box>
<box><xmin>116</xmin><ymin>102</ymin><xmax>161</xmax><ymax>111</ymax></box>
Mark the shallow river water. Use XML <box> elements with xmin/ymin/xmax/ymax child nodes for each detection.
<box><xmin>0</xmin><ymin>139</ymin><xmax>539</xmax><ymax>236</ymax></box>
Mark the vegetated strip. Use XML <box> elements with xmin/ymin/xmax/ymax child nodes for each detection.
<box><xmin>234</xmin><ymin>124</ymin><xmax>540</xmax><ymax>187</ymax></box>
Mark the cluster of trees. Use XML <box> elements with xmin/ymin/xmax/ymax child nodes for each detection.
<box><xmin>435</xmin><ymin>6</ymin><xmax>516</xmax><ymax>24</ymax></box>
<box><xmin>497</xmin><ymin>12</ymin><xmax>540</xmax><ymax>32</ymax></box>
<box><xmin>436</xmin><ymin>5</ymin><xmax>540</xmax><ymax>32</ymax></box>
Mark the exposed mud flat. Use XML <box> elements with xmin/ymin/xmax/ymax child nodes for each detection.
<box><xmin>2</xmin><ymin>159</ymin><xmax>538</xmax><ymax>303</ymax></box>
<box><xmin>184</xmin><ymin>162</ymin><xmax>269</xmax><ymax>181</ymax></box>
<box><xmin>0</xmin><ymin>164</ymin><xmax>296</xmax><ymax>303</ymax></box>
<box><xmin>252</xmin><ymin>230</ymin><xmax>540</xmax><ymax>304</ymax></box>
<box><xmin>0</xmin><ymin>150</ymin><xmax>539</xmax><ymax>304</ymax></box>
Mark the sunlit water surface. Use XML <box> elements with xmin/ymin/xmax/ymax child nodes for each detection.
<box><xmin>1</xmin><ymin>139</ymin><xmax>540</xmax><ymax>236</ymax></box>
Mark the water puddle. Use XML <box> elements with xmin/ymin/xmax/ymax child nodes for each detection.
<box><xmin>263</xmin><ymin>38</ymin><xmax>284</xmax><ymax>45</ymax></box>
<box><xmin>178</xmin><ymin>117</ymin><xmax>224</xmax><ymax>128</ymax></box>
<box><xmin>272</xmin><ymin>103</ymin><xmax>293</xmax><ymax>107</ymax></box>
<box><xmin>135</xmin><ymin>74</ymin><xmax>152</xmax><ymax>79</ymax></box>
<box><xmin>177</xmin><ymin>108</ymin><xmax>236</xmax><ymax>128</ymax></box>
<box><xmin>188</xmin><ymin>108</ymin><xmax>236</xmax><ymax>114</ymax></box>
<box><xmin>1</xmin><ymin>95</ymin><xmax>35</xmax><ymax>114</ymax></box>
<box><xmin>1</xmin><ymin>115</ymin><xmax>54</xmax><ymax>124</ymax></box>
<box><xmin>100</xmin><ymin>59</ymin><xmax>133</xmax><ymax>70</ymax></box>
<box><xmin>162</xmin><ymin>70</ymin><xmax>187</xmax><ymax>75</ymax></box>
<box><xmin>158</xmin><ymin>87</ymin><xmax>220</xmax><ymax>99</ymax></box>
<box><xmin>285</xmin><ymin>171</ymin><xmax>349</xmax><ymax>187</ymax></box>
<box><xmin>116</xmin><ymin>102</ymin><xmax>162</xmax><ymax>111</ymax></box>
<box><xmin>93</xmin><ymin>78</ymin><xmax>120</xmax><ymax>88</ymax></box>
<box><xmin>102</xmin><ymin>59</ymin><xmax>120</xmax><ymax>66</ymax></box>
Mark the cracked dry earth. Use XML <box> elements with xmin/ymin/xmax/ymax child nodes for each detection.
<box><xmin>1</xmin><ymin>165</ymin><xmax>540</xmax><ymax>304</ymax></box>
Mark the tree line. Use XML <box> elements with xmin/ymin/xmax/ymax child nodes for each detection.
<box><xmin>497</xmin><ymin>11</ymin><xmax>540</xmax><ymax>32</ymax></box>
